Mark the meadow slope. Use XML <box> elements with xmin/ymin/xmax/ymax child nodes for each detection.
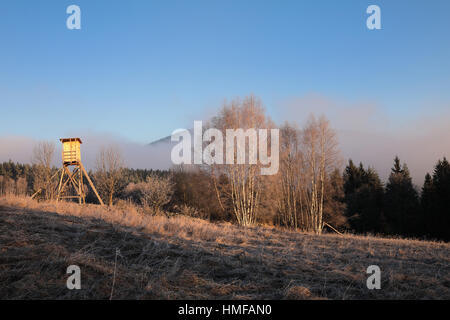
<box><xmin>0</xmin><ymin>196</ymin><xmax>449</xmax><ymax>300</ymax></box>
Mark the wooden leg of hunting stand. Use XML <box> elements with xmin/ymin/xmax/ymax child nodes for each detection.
<box><xmin>56</xmin><ymin>167</ymin><xmax>65</xmax><ymax>201</ymax></box>
<box><xmin>31</xmin><ymin>188</ymin><xmax>42</xmax><ymax>199</ymax></box>
<box><xmin>80</xmin><ymin>163</ymin><xmax>104</xmax><ymax>206</ymax></box>
<box><xmin>79</xmin><ymin>166</ymin><xmax>83</xmax><ymax>204</ymax></box>
<box><xmin>66</xmin><ymin>167</ymin><xmax>81</xmax><ymax>191</ymax></box>
<box><xmin>31</xmin><ymin>168</ymin><xmax>63</xmax><ymax>200</ymax></box>
<box><xmin>57</xmin><ymin>167</ymin><xmax>74</xmax><ymax>200</ymax></box>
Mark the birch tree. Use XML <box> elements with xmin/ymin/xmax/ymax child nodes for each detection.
<box><xmin>301</xmin><ymin>115</ymin><xmax>339</xmax><ymax>234</ymax></box>
<box><xmin>209</xmin><ymin>95</ymin><xmax>274</xmax><ymax>226</ymax></box>
<box><xmin>277</xmin><ymin>123</ymin><xmax>302</xmax><ymax>229</ymax></box>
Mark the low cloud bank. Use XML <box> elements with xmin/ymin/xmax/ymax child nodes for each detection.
<box><xmin>277</xmin><ymin>94</ymin><xmax>450</xmax><ymax>185</ymax></box>
<box><xmin>1</xmin><ymin>94</ymin><xmax>449</xmax><ymax>186</ymax></box>
<box><xmin>0</xmin><ymin>133</ymin><xmax>172</xmax><ymax>172</ymax></box>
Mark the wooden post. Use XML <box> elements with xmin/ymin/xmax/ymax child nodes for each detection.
<box><xmin>324</xmin><ymin>222</ymin><xmax>343</xmax><ymax>235</ymax></box>
<box><xmin>79</xmin><ymin>164</ymin><xmax>83</xmax><ymax>204</ymax></box>
<box><xmin>80</xmin><ymin>163</ymin><xmax>104</xmax><ymax>206</ymax></box>
<box><xmin>31</xmin><ymin>168</ymin><xmax>63</xmax><ymax>200</ymax></box>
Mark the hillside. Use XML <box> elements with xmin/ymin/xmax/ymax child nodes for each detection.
<box><xmin>0</xmin><ymin>196</ymin><xmax>449</xmax><ymax>300</ymax></box>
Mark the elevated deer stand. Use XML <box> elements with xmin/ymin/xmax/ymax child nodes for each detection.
<box><xmin>32</xmin><ymin>138</ymin><xmax>104</xmax><ymax>206</ymax></box>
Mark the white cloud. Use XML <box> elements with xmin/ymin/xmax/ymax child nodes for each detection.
<box><xmin>2</xmin><ymin>94</ymin><xmax>449</xmax><ymax>187</ymax></box>
<box><xmin>276</xmin><ymin>93</ymin><xmax>450</xmax><ymax>185</ymax></box>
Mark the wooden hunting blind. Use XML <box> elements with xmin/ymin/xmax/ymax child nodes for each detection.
<box><xmin>61</xmin><ymin>138</ymin><xmax>82</xmax><ymax>164</ymax></box>
<box><xmin>32</xmin><ymin>138</ymin><xmax>104</xmax><ymax>206</ymax></box>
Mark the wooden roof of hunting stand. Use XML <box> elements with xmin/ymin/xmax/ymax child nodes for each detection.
<box><xmin>60</xmin><ymin>138</ymin><xmax>82</xmax><ymax>143</ymax></box>
<box><xmin>60</xmin><ymin>138</ymin><xmax>82</xmax><ymax>165</ymax></box>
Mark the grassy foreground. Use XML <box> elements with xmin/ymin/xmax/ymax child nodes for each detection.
<box><xmin>0</xmin><ymin>195</ymin><xmax>449</xmax><ymax>299</ymax></box>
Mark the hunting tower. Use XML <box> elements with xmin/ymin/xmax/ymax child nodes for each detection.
<box><xmin>57</xmin><ymin>138</ymin><xmax>104</xmax><ymax>205</ymax></box>
<box><xmin>32</xmin><ymin>138</ymin><xmax>104</xmax><ymax>206</ymax></box>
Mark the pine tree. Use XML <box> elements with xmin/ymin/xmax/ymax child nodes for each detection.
<box><xmin>343</xmin><ymin>159</ymin><xmax>363</xmax><ymax>195</ymax></box>
<box><xmin>384</xmin><ymin>156</ymin><xmax>419</xmax><ymax>236</ymax></box>
<box><xmin>343</xmin><ymin>160</ymin><xmax>385</xmax><ymax>234</ymax></box>
<box><xmin>420</xmin><ymin>173</ymin><xmax>433</xmax><ymax>237</ymax></box>
<box><xmin>323</xmin><ymin>168</ymin><xmax>347</xmax><ymax>230</ymax></box>
<box><xmin>392</xmin><ymin>156</ymin><xmax>403</xmax><ymax>174</ymax></box>
<box><xmin>428</xmin><ymin>158</ymin><xmax>450</xmax><ymax>240</ymax></box>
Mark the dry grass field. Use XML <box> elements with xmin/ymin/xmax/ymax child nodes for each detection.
<box><xmin>0</xmin><ymin>195</ymin><xmax>449</xmax><ymax>300</ymax></box>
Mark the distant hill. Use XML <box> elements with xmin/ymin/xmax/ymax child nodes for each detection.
<box><xmin>148</xmin><ymin>128</ymin><xmax>194</xmax><ymax>147</ymax></box>
<box><xmin>148</xmin><ymin>135</ymin><xmax>172</xmax><ymax>146</ymax></box>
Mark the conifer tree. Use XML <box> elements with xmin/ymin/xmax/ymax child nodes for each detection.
<box><xmin>343</xmin><ymin>160</ymin><xmax>384</xmax><ymax>234</ymax></box>
<box><xmin>420</xmin><ymin>173</ymin><xmax>433</xmax><ymax>236</ymax></box>
<box><xmin>428</xmin><ymin>158</ymin><xmax>450</xmax><ymax>240</ymax></box>
<box><xmin>384</xmin><ymin>156</ymin><xmax>419</xmax><ymax>235</ymax></box>
<box><xmin>323</xmin><ymin>168</ymin><xmax>347</xmax><ymax>230</ymax></box>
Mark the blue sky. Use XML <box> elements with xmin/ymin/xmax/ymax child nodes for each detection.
<box><xmin>1</xmin><ymin>0</ymin><xmax>450</xmax><ymax>144</ymax></box>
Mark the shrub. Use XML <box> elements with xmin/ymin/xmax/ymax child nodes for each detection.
<box><xmin>125</xmin><ymin>173</ymin><xmax>174</xmax><ymax>211</ymax></box>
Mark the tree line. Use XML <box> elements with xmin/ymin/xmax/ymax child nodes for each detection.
<box><xmin>1</xmin><ymin>95</ymin><xmax>448</xmax><ymax>241</ymax></box>
<box><xmin>343</xmin><ymin>156</ymin><xmax>450</xmax><ymax>241</ymax></box>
